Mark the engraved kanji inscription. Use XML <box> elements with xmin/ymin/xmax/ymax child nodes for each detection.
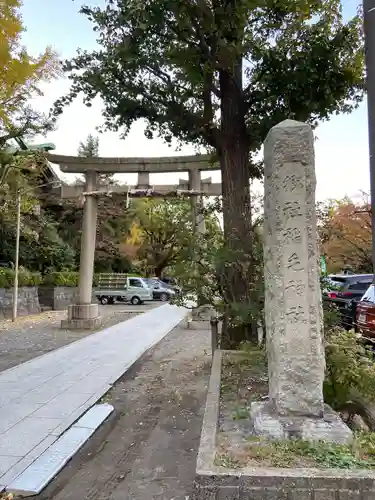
<box><xmin>286</xmin><ymin>253</ymin><xmax>303</xmax><ymax>272</ymax></box>
<box><xmin>281</xmin><ymin>227</ymin><xmax>302</xmax><ymax>244</ymax></box>
<box><xmin>283</xmin><ymin>201</ymin><xmax>303</xmax><ymax>219</ymax></box>
<box><xmin>286</xmin><ymin>305</ymin><xmax>308</xmax><ymax>324</ymax></box>
<box><xmin>282</xmin><ymin>174</ymin><xmax>304</xmax><ymax>192</ymax></box>
<box><xmin>285</xmin><ymin>280</ymin><xmax>305</xmax><ymax>296</ymax></box>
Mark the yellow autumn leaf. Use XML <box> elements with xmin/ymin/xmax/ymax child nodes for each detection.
<box><xmin>0</xmin><ymin>0</ymin><xmax>61</xmax><ymax>127</ymax></box>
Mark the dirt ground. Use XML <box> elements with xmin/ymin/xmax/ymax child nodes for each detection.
<box><xmin>32</xmin><ymin>323</ymin><xmax>211</xmax><ymax>500</ymax></box>
<box><xmin>0</xmin><ymin>303</ymin><xmax>159</xmax><ymax>373</ymax></box>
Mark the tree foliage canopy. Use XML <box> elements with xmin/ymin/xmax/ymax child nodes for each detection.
<box><xmin>121</xmin><ymin>198</ymin><xmax>222</xmax><ymax>277</ymax></box>
<box><xmin>319</xmin><ymin>195</ymin><xmax>372</xmax><ymax>274</ymax></box>
<box><xmin>0</xmin><ymin>0</ymin><xmax>60</xmax><ymax>145</ymax></box>
<box><xmin>0</xmin><ymin>0</ymin><xmax>60</xmax><ymax>245</ymax></box>
<box><xmin>56</xmin><ymin>0</ymin><xmax>363</xmax><ymax>157</ymax></box>
<box><xmin>78</xmin><ymin>134</ymin><xmax>100</xmax><ymax>158</ymax></box>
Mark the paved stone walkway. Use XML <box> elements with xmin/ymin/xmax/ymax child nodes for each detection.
<box><xmin>0</xmin><ymin>304</ymin><xmax>188</xmax><ymax>490</ymax></box>
<box><xmin>0</xmin><ymin>303</ymin><xmax>158</xmax><ymax>373</ymax></box>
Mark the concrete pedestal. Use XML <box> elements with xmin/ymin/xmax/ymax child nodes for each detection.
<box><xmin>61</xmin><ymin>303</ymin><xmax>102</xmax><ymax>330</ymax></box>
<box><xmin>250</xmin><ymin>401</ymin><xmax>352</xmax><ymax>445</ymax></box>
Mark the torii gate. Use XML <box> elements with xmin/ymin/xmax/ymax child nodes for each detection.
<box><xmin>46</xmin><ymin>153</ymin><xmax>221</xmax><ymax>329</ymax></box>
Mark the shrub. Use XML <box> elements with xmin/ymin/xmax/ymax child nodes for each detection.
<box><xmin>43</xmin><ymin>271</ymin><xmax>80</xmax><ymax>287</ymax></box>
<box><xmin>324</xmin><ymin>328</ymin><xmax>375</xmax><ymax>412</ymax></box>
<box><xmin>42</xmin><ymin>271</ymin><xmax>118</xmax><ymax>287</ymax></box>
<box><xmin>0</xmin><ymin>268</ymin><xmax>41</xmax><ymax>288</ymax></box>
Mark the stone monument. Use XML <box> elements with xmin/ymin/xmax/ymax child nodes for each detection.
<box><xmin>250</xmin><ymin>120</ymin><xmax>352</xmax><ymax>443</ymax></box>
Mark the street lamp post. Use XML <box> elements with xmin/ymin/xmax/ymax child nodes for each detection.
<box><xmin>364</xmin><ymin>0</ymin><xmax>375</xmax><ymax>276</ymax></box>
<box><xmin>11</xmin><ymin>181</ymin><xmax>61</xmax><ymax>322</ymax></box>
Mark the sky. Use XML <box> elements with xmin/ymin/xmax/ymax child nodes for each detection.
<box><xmin>20</xmin><ymin>0</ymin><xmax>367</xmax><ymax>201</ymax></box>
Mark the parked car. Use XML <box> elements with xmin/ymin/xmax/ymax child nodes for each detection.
<box><xmin>94</xmin><ymin>274</ymin><xmax>153</xmax><ymax>305</ymax></box>
<box><xmin>324</xmin><ymin>274</ymin><xmax>373</xmax><ymax>300</ymax></box>
<box><xmin>145</xmin><ymin>278</ymin><xmax>176</xmax><ymax>301</ymax></box>
<box><xmin>323</xmin><ymin>274</ymin><xmax>373</xmax><ymax>330</ymax></box>
<box><xmin>159</xmin><ymin>276</ymin><xmax>181</xmax><ymax>294</ymax></box>
<box><xmin>356</xmin><ymin>284</ymin><xmax>375</xmax><ymax>342</ymax></box>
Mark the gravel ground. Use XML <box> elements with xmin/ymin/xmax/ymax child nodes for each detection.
<box><xmin>32</xmin><ymin>322</ymin><xmax>211</xmax><ymax>500</ymax></box>
<box><xmin>0</xmin><ymin>302</ymin><xmax>159</xmax><ymax>373</ymax></box>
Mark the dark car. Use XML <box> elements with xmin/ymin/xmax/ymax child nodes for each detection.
<box><xmin>324</xmin><ymin>274</ymin><xmax>373</xmax><ymax>330</ymax></box>
<box><xmin>145</xmin><ymin>279</ymin><xmax>176</xmax><ymax>302</ymax></box>
<box><xmin>356</xmin><ymin>284</ymin><xmax>375</xmax><ymax>342</ymax></box>
<box><xmin>324</xmin><ymin>274</ymin><xmax>373</xmax><ymax>299</ymax></box>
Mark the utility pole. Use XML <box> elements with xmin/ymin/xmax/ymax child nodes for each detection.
<box><xmin>12</xmin><ymin>191</ymin><xmax>21</xmax><ymax>322</ymax></box>
<box><xmin>364</xmin><ymin>0</ymin><xmax>375</xmax><ymax>277</ymax></box>
<box><xmin>12</xmin><ymin>181</ymin><xmax>60</xmax><ymax>322</ymax></box>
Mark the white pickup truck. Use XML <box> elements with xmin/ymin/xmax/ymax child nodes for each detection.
<box><xmin>94</xmin><ymin>274</ymin><xmax>153</xmax><ymax>305</ymax></box>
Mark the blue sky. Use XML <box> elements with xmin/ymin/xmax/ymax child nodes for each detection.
<box><xmin>21</xmin><ymin>0</ymin><xmax>367</xmax><ymax>200</ymax></box>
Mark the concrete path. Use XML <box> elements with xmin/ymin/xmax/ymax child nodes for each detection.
<box><xmin>0</xmin><ymin>304</ymin><xmax>188</xmax><ymax>490</ymax></box>
<box><xmin>0</xmin><ymin>302</ymin><xmax>158</xmax><ymax>373</ymax></box>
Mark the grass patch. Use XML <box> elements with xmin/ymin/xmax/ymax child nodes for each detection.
<box><xmin>99</xmin><ymin>390</ymin><xmax>113</xmax><ymax>404</ymax></box>
<box><xmin>220</xmin><ymin>346</ymin><xmax>268</xmax><ymax>408</ymax></box>
<box><xmin>216</xmin><ymin>432</ymin><xmax>375</xmax><ymax>469</ymax></box>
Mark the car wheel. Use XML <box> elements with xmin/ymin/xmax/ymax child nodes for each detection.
<box><xmin>131</xmin><ymin>296</ymin><xmax>141</xmax><ymax>305</ymax></box>
<box><xmin>100</xmin><ymin>296</ymin><xmax>109</xmax><ymax>305</ymax></box>
<box><xmin>160</xmin><ymin>293</ymin><xmax>168</xmax><ymax>302</ymax></box>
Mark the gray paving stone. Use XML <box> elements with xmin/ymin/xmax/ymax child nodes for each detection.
<box><xmin>0</xmin><ymin>456</ymin><xmax>22</xmax><ymax>477</ymax></box>
<box><xmin>32</xmin><ymin>392</ymin><xmax>92</xmax><ymax>419</ymax></box>
<box><xmin>50</xmin><ymin>385</ymin><xmax>111</xmax><ymax>436</ymax></box>
<box><xmin>8</xmin><ymin>426</ymin><xmax>93</xmax><ymax>496</ymax></box>
<box><xmin>0</xmin><ymin>402</ymin><xmax>42</xmax><ymax>435</ymax></box>
<box><xmin>0</xmin><ymin>382</ymin><xmax>32</xmax><ymax>408</ymax></box>
<box><xmin>8</xmin><ymin>405</ymin><xmax>114</xmax><ymax>496</ymax></box>
<box><xmin>0</xmin><ymin>417</ymin><xmax>62</xmax><ymax>456</ymax></box>
<box><xmin>74</xmin><ymin>403</ymin><xmax>114</xmax><ymax>430</ymax></box>
<box><xmin>19</xmin><ymin>380</ymin><xmax>75</xmax><ymax>405</ymax></box>
<box><xmin>0</xmin><ymin>436</ymin><xmax>57</xmax><ymax>486</ymax></box>
<box><xmin>67</xmin><ymin>374</ymin><xmax>113</xmax><ymax>394</ymax></box>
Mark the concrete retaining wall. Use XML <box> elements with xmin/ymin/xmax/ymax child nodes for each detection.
<box><xmin>37</xmin><ymin>286</ymin><xmax>54</xmax><ymax>310</ymax></box>
<box><xmin>38</xmin><ymin>287</ymin><xmax>97</xmax><ymax>311</ymax></box>
<box><xmin>0</xmin><ymin>287</ymin><xmax>41</xmax><ymax>319</ymax></box>
<box><xmin>53</xmin><ymin>286</ymin><xmax>79</xmax><ymax>311</ymax></box>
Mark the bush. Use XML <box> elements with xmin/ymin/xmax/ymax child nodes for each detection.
<box><xmin>324</xmin><ymin>328</ymin><xmax>375</xmax><ymax>412</ymax></box>
<box><xmin>0</xmin><ymin>268</ymin><xmax>41</xmax><ymax>288</ymax></box>
<box><xmin>42</xmin><ymin>271</ymin><xmax>117</xmax><ymax>287</ymax></box>
<box><xmin>43</xmin><ymin>271</ymin><xmax>80</xmax><ymax>287</ymax></box>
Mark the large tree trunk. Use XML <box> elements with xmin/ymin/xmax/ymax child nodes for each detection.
<box><xmin>218</xmin><ymin>63</ymin><xmax>257</xmax><ymax>348</ymax></box>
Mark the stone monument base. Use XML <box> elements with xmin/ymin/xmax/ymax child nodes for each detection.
<box><xmin>250</xmin><ymin>402</ymin><xmax>352</xmax><ymax>445</ymax></box>
<box><xmin>61</xmin><ymin>303</ymin><xmax>102</xmax><ymax>330</ymax></box>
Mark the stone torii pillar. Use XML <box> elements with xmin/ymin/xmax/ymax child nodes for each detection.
<box><xmin>189</xmin><ymin>169</ymin><xmax>205</xmax><ymax>234</ymax></box>
<box><xmin>137</xmin><ymin>171</ymin><xmax>150</xmax><ymax>189</ymax></box>
<box><xmin>61</xmin><ymin>170</ymin><xmax>102</xmax><ymax>329</ymax></box>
